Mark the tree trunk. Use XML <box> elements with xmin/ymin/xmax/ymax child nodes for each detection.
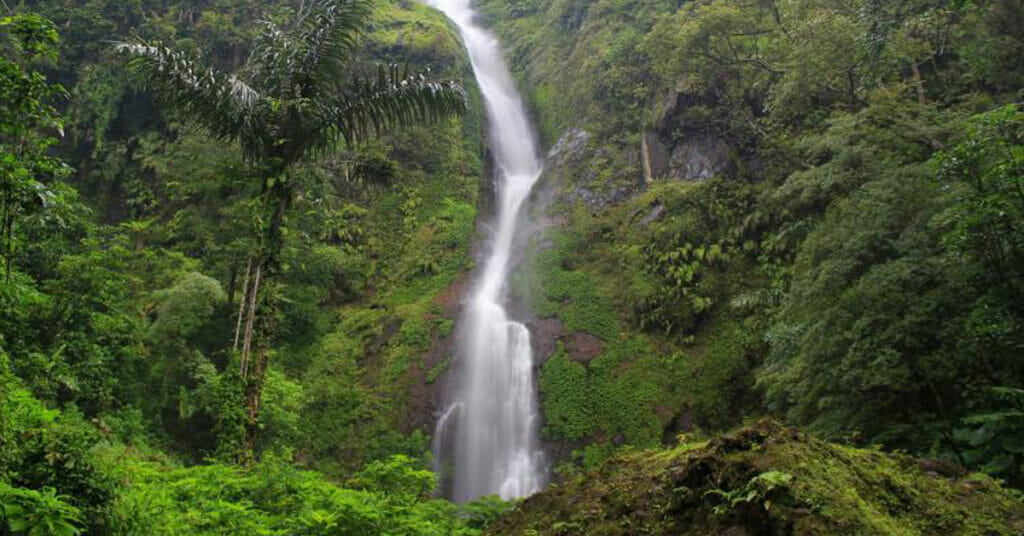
<box><xmin>243</xmin><ymin>345</ymin><xmax>268</xmax><ymax>459</ymax></box>
<box><xmin>239</xmin><ymin>263</ymin><xmax>261</xmax><ymax>379</ymax></box>
<box><xmin>234</xmin><ymin>178</ymin><xmax>292</xmax><ymax>464</ymax></box>
<box><xmin>911</xmin><ymin>60</ymin><xmax>927</xmax><ymax>105</ymax></box>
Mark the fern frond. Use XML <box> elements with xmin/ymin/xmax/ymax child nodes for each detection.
<box><xmin>730</xmin><ymin>287</ymin><xmax>784</xmax><ymax>311</ymax></box>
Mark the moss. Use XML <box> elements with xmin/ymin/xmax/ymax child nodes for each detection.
<box><xmin>677</xmin><ymin>316</ymin><xmax>762</xmax><ymax>431</ymax></box>
<box><xmin>515</xmin><ymin>230</ymin><xmax>620</xmax><ymax>341</ymax></box>
<box><xmin>575</xmin><ymin>442</ymin><xmax>619</xmax><ymax>469</ymax></box>
<box><xmin>511</xmin><ymin>172</ymin><xmax>769</xmax><ymax>471</ymax></box>
<box><xmin>537</xmin><ymin>334</ymin><xmax>673</xmax><ymax>461</ymax></box>
<box><xmin>381</xmin><ymin>196</ymin><xmax>477</xmax><ymax>306</ymax></box>
<box><xmin>380</xmin><ymin>302</ymin><xmax>433</xmax><ymax>385</ymax></box>
<box><xmin>478</xmin><ymin>0</ymin><xmax>669</xmax><ymax>146</ymax></box>
<box><xmin>490</xmin><ymin>420</ymin><xmax>1024</xmax><ymax>536</ymax></box>
<box><xmin>369</xmin><ymin>192</ymin><xmax>477</xmax><ymax>408</ymax></box>
<box><xmin>369</xmin><ymin>0</ymin><xmax>464</xmax><ymax>61</ymax></box>
<box><xmin>539</xmin><ymin>345</ymin><xmax>595</xmax><ymax>441</ymax></box>
<box><xmin>587</xmin><ymin>337</ymin><xmax>665</xmax><ymax>447</ymax></box>
<box><xmin>521</xmin><ymin>200</ymin><xmax>742</xmax><ymax>466</ymax></box>
<box><xmin>425</xmin><ymin>355</ymin><xmax>450</xmax><ymax>385</ymax></box>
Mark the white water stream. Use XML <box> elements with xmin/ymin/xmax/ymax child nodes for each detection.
<box><xmin>427</xmin><ymin>0</ymin><xmax>546</xmax><ymax>503</ymax></box>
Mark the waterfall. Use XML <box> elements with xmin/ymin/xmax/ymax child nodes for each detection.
<box><xmin>428</xmin><ymin>0</ymin><xmax>546</xmax><ymax>503</ymax></box>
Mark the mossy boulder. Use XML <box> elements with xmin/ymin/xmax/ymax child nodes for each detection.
<box><xmin>489</xmin><ymin>420</ymin><xmax>1024</xmax><ymax>535</ymax></box>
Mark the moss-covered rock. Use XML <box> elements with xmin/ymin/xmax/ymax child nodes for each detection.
<box><xmin>490</xmin><ymin>420</ymin><xmax>1024</xmax><ymax>535</ymax></box>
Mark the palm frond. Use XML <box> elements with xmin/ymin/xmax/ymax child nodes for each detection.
<box><xmin>116</xmin><ymin>42</ymin><xmax>265</xmax><ymax>151</ymax></box>
<box><xmin>247</xmin><ymin>20</ymin><xmax>301</xmax><ymax>95</ymax></box>
<box><xmin>295</xmin><ymin>0</ymin><xmax>373</xmax><ymax>95</ymax></box>
<box><xmin>315</xmin><ymin>64</ymin><xmax>466</xmax><ymax>152</ymax></box>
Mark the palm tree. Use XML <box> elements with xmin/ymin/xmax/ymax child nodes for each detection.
<box><xmin>117</xmin><ymin>0</ymin><xmax>466</xmax><ymax>460</ymax></box>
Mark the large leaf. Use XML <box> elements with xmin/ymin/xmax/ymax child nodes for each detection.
<box><xmin>115</xmin><ymin>42</ymin><xmax>266</xmax><ymax>159</ymax></box>
<box><xmin>313</xmin><ymin>64</ymin><xmax>466</xmax><ymax>152</ymax></box>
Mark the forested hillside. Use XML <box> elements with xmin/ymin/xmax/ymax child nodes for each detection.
<box><xmin>1</xmin><ymin>0</ymin><xmax>505</xmax><ymax>532</ymax></box>
<box><xmin>481</xmin><ymin>0</ymin><xmax>1024</xmax><ymax>480</ymax></box>
<box><xmin>2</xmin><ymin>0</ymin><xmax>1024</xmax><ymax>534</ymax></box>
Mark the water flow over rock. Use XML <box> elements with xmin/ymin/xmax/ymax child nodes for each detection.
<box><xmin>428</xmin><ymin>0</ymin><xmax>546</xmax><ymax>503</ymax></box>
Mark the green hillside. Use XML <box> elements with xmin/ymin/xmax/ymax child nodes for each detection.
<box><xmin>2</xmin><ymin>0</ymin><xmax>1024</xmax><ymax>533</ymax></box>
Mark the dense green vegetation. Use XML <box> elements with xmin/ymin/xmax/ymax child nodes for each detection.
<box><xmin>3</xmin><ymin>0</ymin><xmax>1024</xmax><ymax>532</ymax></box>
<box><xmin>482</xmin><ymin>0</ymin><xmax>1024</xmax><ymax>487</ymax></box>
<box><xmin>0</xmin><ymin>0</ymin><xmax>496</xmax><ymax>532</ymax></box>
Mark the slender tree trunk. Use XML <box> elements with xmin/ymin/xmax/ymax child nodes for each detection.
<box><xmin>234</xmin><ymin>177</ymin><xmax>292</xmax><ymax>464</ymax></box>
<box><xmin>227</xmin><ymin>262</ymin><xmax>237</xmax><ymax>307</ymax></box>
<box><xmin>233</xmin><ymin>258</ymin><xmax>252</xmax><ymax>351</ymax></box>
<box><xmin>911</xmin><ymin>60</ymin><xmax>927</xmax><ymax>105</ymax></box>
<box><xmin>240</xmin><ymin>263</ymin><xmax>261</xmax><ymax>379</ymax></box>
<box><xmin>243</xmin><ymin>344</ymin><xmax>268</xmax><ymax>459</ymax></box>
<box><xmin>2</xmin><ymin>186</ymin><xmax>12</xmax><ymax>282</ymax></box>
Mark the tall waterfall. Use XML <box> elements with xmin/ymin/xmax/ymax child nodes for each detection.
<box><xmin>428</xmin><ymin>0</ymin><xmax>546</xmax><ymax>503</ymax></box>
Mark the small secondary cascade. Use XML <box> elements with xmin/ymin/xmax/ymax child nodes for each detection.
<box><xmin>428</xmin><ymin>0</ymin><xmax>546</xmax><ymax>503</ymax></box>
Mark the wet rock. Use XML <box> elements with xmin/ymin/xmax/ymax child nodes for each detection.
<box><xmin>565</xmin><ymin>332</ymin><xmax>603</xmax><ymax>364</ymax></box>
<box><xmin>547</xmin><ymin>127</ymin><xmax>590</xmax><ymax>160</ymax></box>
<box><xmin>529</xmin><ymin>317</ymin><xmax>564</xmax><ymax>365</ymax></box>
<box><xmin>641</xmin><ymin>130</ymin><xmax>669</xmax><ymax>183</ymax></box>
<box><xmin>607</xmin><ymin>186</ymin><xmax>632</xmax><ymax>204</ymax></box>
<box><xmin>639</xmin><ymin>202</ymin><xmax>665</xmax><ymax>226</ymax></box>
<box><xmin>567</xmin><ymin>185</ymin><xmax>633</xmax><ymax>208</ymax></box>
<box><xmin>568</xmin><ymin>186</ymin><xmax>602</xmax><ymax>206</ymax></box>
<box><xmin>919</xmin><ymin>458</ymin><xmax>966</xmax><ymax>478</ymax></box>
<box><xmin>668</xmin><ymin>133</ymin><xmax>734</xmax><ymax>181</ymax></box>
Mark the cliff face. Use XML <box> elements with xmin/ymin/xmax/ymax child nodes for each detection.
<box><xmin>490</xmin><ymin>421</ymin><xmax>1024</xmax><ymax>536</ymax></box>
<box><xmin>477</xmin><ymin>0</ymin><xmax>768</xmax><ymax>472</ymax></box>
<box><xmin>476</xmin><ymin>0</ymin><xmax>750</xmax><ymax>208</ymax></box>
<box><xmin>471</xmin><ymin>0</ymin><xmax>1024</xmax><ymax>492</ymax></box>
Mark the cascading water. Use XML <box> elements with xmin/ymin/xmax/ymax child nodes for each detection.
<box><xmin>427</xmin><ymin>0</ymin><xmax>546</xmax><ymax>503</ymax></box>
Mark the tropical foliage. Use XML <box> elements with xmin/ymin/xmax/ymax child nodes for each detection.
<box><xmin>481</xmin><ymin>0</ymin><xmax>1024</xmax><ymax>486</ymax></box>
<box><xmin>1</xmin><ymin>0</ymin><xmax>486</xmax><ymax>532</ymax></box>
<box><xmin>115</xmin><ymin>0</ymin><xmax>465</xmax><ymax>460</ymax></box>
<box><xmin>4</xmin><ymin>0</ymin><xmax>1024</xmax><ymax>531</ymax></box>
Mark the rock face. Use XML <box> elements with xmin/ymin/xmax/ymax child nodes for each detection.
<box><xmin>528</xmin><ymin>317</ymin><xmax>564</xmax><ymax>366</ymax></box>
<box><xmin>642</xmin><ymin>82</ymin><xmax>745</xmax><ymax>185</ymax></box>
<box><xmin>541</xmin><ymin>115</ymin><xmax>737</xmax><ymax>210</ymax></box>
<box><xmin>565</xmin><ymin>332</ymin><xmax>603</xmax><ymax>364</ymax></box>
<box><xmin>405</xmin><ymin>274</ymin><xmax>470</xmax><ymax>435</ymax></box>
<box><xmin>641</xmin><ymin>130</ymin><xmax>669</xmax><ymax>183</ymax></box>
<box><xmin>536</xmin><ymin>127</ymin><xmax>639</xmax><ymax>208</ymax></box>
<box><xmin>645</xmin><ymin>83</ymin><xmax>740</xmax><ymax>183</ymax></box>
<box><xmin>643</xmin><ymin>129</ymin><xmax>734</xmax><ymax>183</ymax></box>
<box><xmin>667</xmin><ymin>133</ymin><xmax>735</xmax><ymax>181</ymax></box>
<box><xmin>489</xmin><ymin>420</ymin><xmax>1024</xmax><ymax>536</ymax></box>
<box><xmin>548</xmin><ymin>126</ymin><xmax>591</xmax><ymax>160</ymax></box>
